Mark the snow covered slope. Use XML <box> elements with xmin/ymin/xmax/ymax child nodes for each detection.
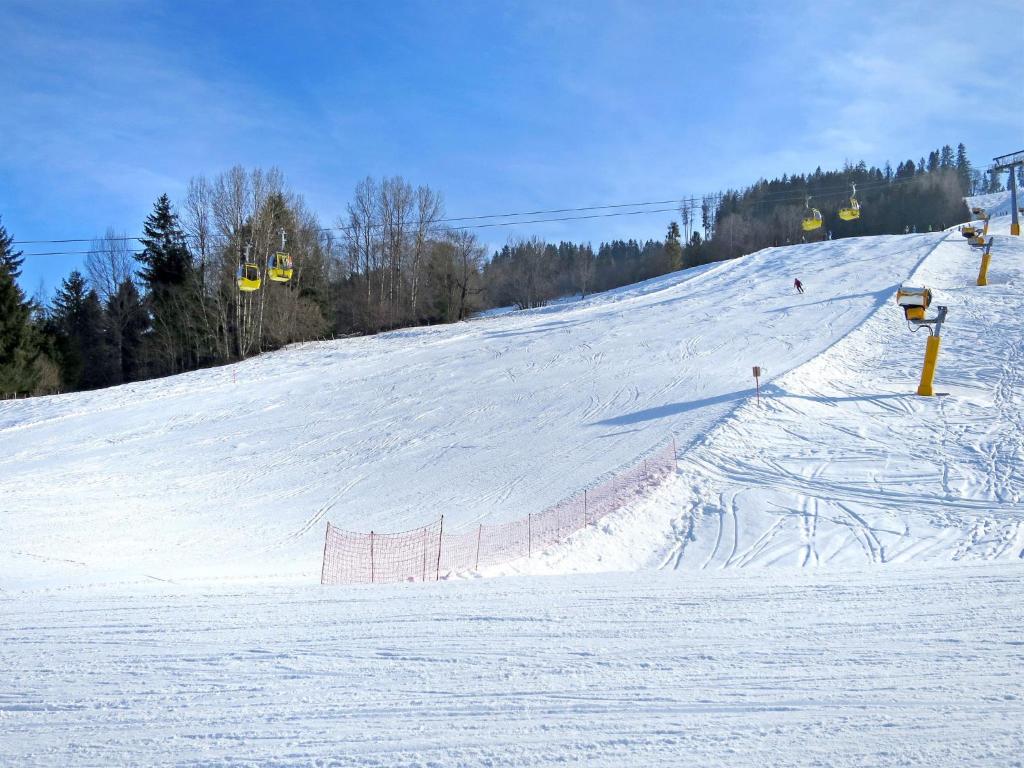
<box><xmin>2</xmin><ymin>223</ymin><xmax>1021</xmax><ymax>588</ymax></box>
<box><xmin>3</xmin><ymin>214</ymin><xmax>1022</xmax><ymax>767</ymax></box>
<box><xmin>2</xmin><ymin>565</ymin><xmax>1021</xmax><ymax>767</ymax></box>
<box><xmin>510</xmin><ymin>218</ymin><xmax>1024</xmax><ymax>576</ymax></box>
<box><xmin>966</xmin><ymin>188</ymin><xmax>1023</xmax><ymax>220</ymax></box>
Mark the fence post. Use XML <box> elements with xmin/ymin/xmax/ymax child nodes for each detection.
<box><xmin>422</xmin><ymin>527</ymin><xmax>428</xmax><ymax>582</ymax></box>
<box><xmin>320</xmin><ymin>522</ymin><xmax>331</xmax><ymax>585</ymax></box>
<box><xmin>584</xmin><ymin>489</ymin><xmax>588</xmax><ymax>527</ymax></box>
<box><xmin>435</xmin><ymin>515</ymin><xmax>444</xmax><ymax>581</ymax></box>
<box><xmin>370</xmin><ymin>531</ymin><xmax>375</xmax><ymax>584</ymax></box>
<box><xmin>528</xmin><ymin>513</ymin><xmax>532</xmax><ymax>557</ymax></box>
<box><xmin>475</xmin><ymin>524</ymin><xmax>482</xmax><ymax>570</ymax></box>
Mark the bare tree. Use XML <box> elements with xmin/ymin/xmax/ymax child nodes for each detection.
<box><xmin>447</xmin><ymin>229</ymin><xmax>485</xmax><ymax>320</ymax></box>
<box><xmin>85</xmin><ymin>227</ymin><xmax>136</xmax><ymax>301</ymax></box>
<box><xmin>410</xmin><ymin>185</ymin><xmax>444</xmax><ymax>316</ymax></box>
<box><xmin>573</xmin><ymin>243</ymin><xmax>595</xmax><ymax>299</ymax></box>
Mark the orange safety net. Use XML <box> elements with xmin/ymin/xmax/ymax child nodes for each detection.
<box><xmin>322</xmin><ymin>439</ymin><xmax>677</xmax><ymax>585</ymax></box>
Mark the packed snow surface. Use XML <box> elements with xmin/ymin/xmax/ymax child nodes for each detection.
<box><xmin>508</xmin><ymin>211</ymin><xmax>1024</xmax><ymax>577</ymax></box>
<box><xmin>2</xmin><ymin>566</ymin><xmax>1021</xmax><ymax>767</ymax></box>
<box><xmin>2</xmin><ymin>200</ymin><xmax>1023</xmax><ymax>766</ymax></box>
<box><xmin>8</xmin><ymin>222</ymin><xmax>1018</xmax><ymax>587</ymax></box>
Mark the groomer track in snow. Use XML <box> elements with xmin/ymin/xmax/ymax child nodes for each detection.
<box><xmin>1</xmin><ymin>202</ymin><xmax>1022</xmax><ymax>588</ymax></box>
<box><xmin>2</xmin><ymin>201</ymin><xmax>1023</xmax><ymax>768</ymax></box>
<box><xmin>512</xmin><ymin>203</ymin><xmax>1024</xmax><ymax>577</ymax></box>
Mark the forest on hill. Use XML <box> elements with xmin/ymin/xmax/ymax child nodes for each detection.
<box><xmin>0</xmin><ymin>142</ymin><xmax>1009</xmax><ymax>397</ymax></box>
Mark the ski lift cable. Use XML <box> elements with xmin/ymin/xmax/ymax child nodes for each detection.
<box><xmin>11</xmin><ymin>173</ymin><xmax>937</xmax><ymax>257</ymax></box>
<box><xmin>17</xmin><ymin>205</ymin><xmax>693</xmax><ymax>257</ymax></box>
<box><xmin>11</xmin><ymin>196</ymin><xmax>706</xmax><ymax>246</ymax></box>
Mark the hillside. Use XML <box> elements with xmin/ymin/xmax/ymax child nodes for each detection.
<box><xmin>512</xmin><ymin>201</ymin><xmax>1023</xmax><ymax>576</ymax></box>
<box><xmin>3</xmin><ymin>200</ymin><xmax>1022</xmax><ymax>589</ymax></box>
<box><xmin>2</xmin><ymin>203</ymin><xmax>1022</xmax><ymax>767</ymax></box>
<box><xmin>2</xmin><ymin>229</ymin><xmax>956</xmax><ymax>588</ymax></box>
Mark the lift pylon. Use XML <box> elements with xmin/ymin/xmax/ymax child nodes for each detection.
<box><xmin>991</xmin><ymin>150</ymin><xmax>1024</xmax><ymax>236</ymax></box>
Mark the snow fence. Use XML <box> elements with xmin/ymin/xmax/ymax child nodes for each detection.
<box><xmin>321</xmin><ymin>439</ymin><xmax>677</xmax><ymax>584</ymax></box>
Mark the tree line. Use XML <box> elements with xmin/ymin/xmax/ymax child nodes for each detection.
<box><xmin>698</xmin><ymin>143</ymin><xmax>989</xmax><ymax>262</ymax></box>
<box><xmin>0</xmin><ymin>143</ymin><xmax>1007</xmax><ymax>397</ymax></box>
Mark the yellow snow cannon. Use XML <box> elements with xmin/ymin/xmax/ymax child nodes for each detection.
<box><xmin>896</xmin><ymin>286</ymin><xmax>932</xmax><ymax>323</ymax></box>
<box><xmin>896</xmin><ymin>286</ymin><xmax>948</xmax><ymax>397</ymax></box>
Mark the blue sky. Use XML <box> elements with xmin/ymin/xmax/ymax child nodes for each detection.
<box><xmin>2</xmin><ymin>0</ymin><xmax>1021</xmax><ymax>296</ymax></box>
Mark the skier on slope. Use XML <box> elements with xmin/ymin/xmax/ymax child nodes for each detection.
<box><xmin>794</xmin><ymin>278</ymin><xmax>804</xmax><ymax>294</ymax></box>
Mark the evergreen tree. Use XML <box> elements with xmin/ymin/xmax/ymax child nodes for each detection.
<box><xmin>135</xmin><ymin>194</ymin><xmax>198</xmax><ymax>375</ymax></box>
<box><xmin>955</xmin><ymin>143</ymin><xmax>972</xmax><ymax>195</ymax></box>
<box><xmin>136</xmin><ymin>194</ymin><xmax>191</xmax><ymax>289</ymax></box>
<box><xmin>940</xmin><ymin>144</ymin><xmax>955</xmax><ymax>168</ymax></box>
<box><xmin>1</xmin><ymin>218</ymin><xmax>25</xmax><ymax>278</ymax></box>
<box><xmin>665</xmin><ymin>221</ymin><xmax>683</xmax><ymax>271</ymax></box>
<box><xmin>105</xmin><ymin>278</ymin><xmax>147</xmax><ymax>383</ymax></box>
<box><xmin>50</xmin><ymin>271</ymin><xmax>89</xmax><ymax>388</ymax></box>
<box><xmin>0</xmin><ymin>217</ymin><xmax>39</xmax><ymax>394</ymax></box>
<box><xmin>50</xmin><ymin>271</ymin><xmax>116</xmax><ymax>390</ymax></box>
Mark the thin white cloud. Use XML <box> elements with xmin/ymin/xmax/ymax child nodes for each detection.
<box><xmin>0</xmin><ymin>5</ymin><xmax>315</xmax><ymax>208</ymax></box>
<box><xmin>781</xmin><ymin>2</ymin><xmax>1023</xmax><ymax>167</ymax></box>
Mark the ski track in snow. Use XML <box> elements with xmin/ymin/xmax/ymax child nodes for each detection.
<box><xmin>506</xmin><ymin>209</ymin><xmax>1024</xmax><ymax>578</ymax></box>
<box><xmin>1</xmin><ymin>566</ymin><xmax>1022</xmax><ymax>767</ymax></box>
<box><xmin>0</xmin><ymin>228</ymin><xmax>959</xmax><ymax>588</ymax></box>
<box><xmin>0</xmin><ymin>195</ymin><xmax>1023</xmax><ymax>766</ymax></box>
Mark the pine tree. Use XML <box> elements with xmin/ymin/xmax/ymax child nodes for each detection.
<box><xmin>0</xmin><ymin>217</ymin><xmax>39</xmax><ymax>394</ymax></box>
<box><xmin>50</xmin><ymin>271</ymin><xmax>90</xmax><ymax>388</ymax></box>
<box><xmin>986</xmin><ymin>170</ymin><xmax>1004</xmax><ymax>193</ymax></box>
<box><xmin>135</xmin><ymin>194</ymin><xmax>198</xmax><ymax>375</ymax></box>
<box><xmin>136</xmin><ymin>194</ymin><xmax>191</xmax><ymax>289</ymax></box>
<box><xmin>1</xmin><ymin>218</ymin><xmax>25</xmax><ymax>278</ymax></box>
<box><xmin>955</xmin><ymin>143</ymin><xmax>972</xmax><ymax>194</ymax></box>
<box><xmin>665</xmin><ymin>221</ymin><xmax>683</xmax><ymax>271</ymax></box>
<box><xmin>940</xmin><ymin>144</ymin><xmax>955</xmax><ymax>168</ymax></box>
<box><xmin>50</xmin><ymin>271</ymin><xmax>116</xmax><ymax>390</ymax></box>
<box><xmin>105</xmin><ymin>278</ymin><xmax>147</xmax><ymax>383</ymax></box>
<box><xmin>78</xmin><ymin>289</ymin><xmax>115</xmax><ymax>389</ymax></box>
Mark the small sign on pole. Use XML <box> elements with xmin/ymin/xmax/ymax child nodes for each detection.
<box><xmin>752</xmin><ymin>366</ymin><xmax>761</xmax><ymax>404</ymax></box>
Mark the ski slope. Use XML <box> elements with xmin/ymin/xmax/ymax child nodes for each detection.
<box><xmin>0</xmin><ymin>229</ymin><xmax>965</xmax><ymax>589</ymax></box>
<box><xmin>965</xmin><ymin>188</ymin><xmax>1023</xmax><ymax>219</ymax></box>
<box><xmin>3</xmin><ymin>202</ymin><xmax>1023</xmax><ymax>767</ymax></box>
<box><xmin>506</xmin><ymin>208</ymin><xmax>1024</xmax><ymax>577</ymax></box>
<box><xmin>2</xmin><ymin>565</ymin><xmax>1021</xmax><ymax>767</ymax></box>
